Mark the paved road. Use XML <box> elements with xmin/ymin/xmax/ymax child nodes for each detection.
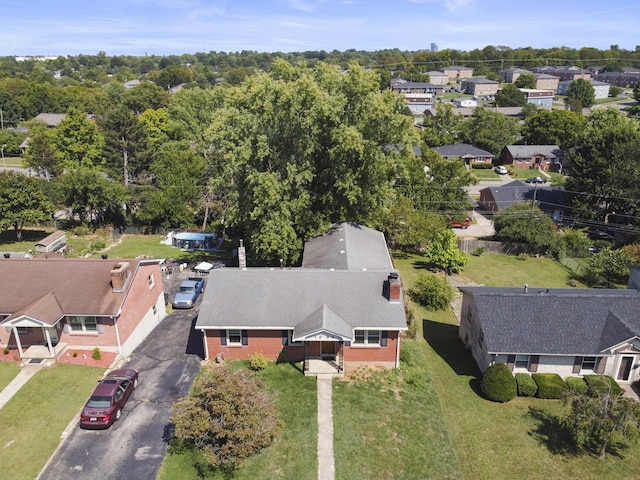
<box><xmin>38</xmin><ymin>308</ymin><xmax>204</xmax><ymax>480</ymax></box>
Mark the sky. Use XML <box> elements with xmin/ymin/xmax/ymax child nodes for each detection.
<box><xmin>1</xmin><ymin>0</ymin><xmax>639</xmax><ymax>57</ymax></box>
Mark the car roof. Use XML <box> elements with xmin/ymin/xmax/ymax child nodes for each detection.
<box><xmin>92</xmin><ymin>378</ymin><xmax>121</xmax><ymax>397</ymax></box>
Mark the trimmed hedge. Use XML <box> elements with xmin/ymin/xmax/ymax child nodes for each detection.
<box><xmin>583</xmin><ymin>375</ymin><xmax>624</xmax><ymax>396</ymax></box>
<box><xmin>515</xmin><ymin>373</ymin><xmax>538</xmax><ymax>397</ymax></box>
<box><xmin>481</xmin><ymin>363</ymin><xmax>517</xmax><ymax>402</ymax></box>
<box><xmin>532</xmin><ymin>373</ymin><xmax>567</xmax><ymax>399</ymax></box>
<box><xmin>565</xmin><ymin>376</ymin><xmax>588</xmax><ymax>395</ymax></box>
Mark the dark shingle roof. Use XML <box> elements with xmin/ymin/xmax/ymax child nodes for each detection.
<box><xmin>433</xmin><ymin>143</ymin><xmax>494</xmax><ymax>158</ymax></box>
<box><xmin>460</xmin><ymin>286</ymin><xmax>640</xmax><ymax>355</ymax></box>
<box><xmin>479</xmin><ymin>180</ymin><xmax>566</xmax><ymax>212</ymax></box>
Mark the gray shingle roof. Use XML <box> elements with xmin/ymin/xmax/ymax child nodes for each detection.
<box><xmin>433</xmin><ymin>144</ymin><xmax>494</xmax><ymax>158</ymax></box>
<box><xmin>196</xmin><ymin>269</ymin><xmax>407</xmax><ymax>332</ymax></box>
<box><xmin>479</xmin><ymin>180</ymin><xmax>566</xmax><ymax>212</ymax></box>
<box><xmin>460</xmin><ymin>286</ymin><xmax>640</xmax><ymax>355</ymax></box>
<box><xmin>293</xmin><ymin>304</ymin><xmax>354</xmax><ymax>340</ymax></box>
<box><xmin>504</xmin><ymin>145</ymin><xmax>563</xmax><ymax>159</ymax></box>
<box><xmin>302</xmin><ymin>222</ymin><xmax>393</xmax><ymax>271</ymax></box>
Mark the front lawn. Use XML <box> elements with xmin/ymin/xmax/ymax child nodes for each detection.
<box><xmin>0</xmin><ymin>362</ymin><xmax>20</xmax><ymax>391</ymax></box>
<box><xmin>0</xmin><ymin>364</ymin><xmax>105</xmax><ymax>480</ymax></box>
<box><xmin>158</xmin><ymin>362</ymin><xmax>318</xmax><ymax>480</ymax></box>
<box><xmin>394</xmin><ymin>252</ymin><xmax>640</xmax><ymax>479</ymax></box>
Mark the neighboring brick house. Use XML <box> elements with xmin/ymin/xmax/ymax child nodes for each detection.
<box><xmin>458</xmin><ymin>285</ymin><xmax>640</xmax><ymax>385</ymax></box>
<box><xmin>460</xmin><ymin>78</ymin><xmax>500</xmax><ymax>97</ymax></box>
<box><xmin>441</xmin><ymin>65</ymin><xmax>473</xmax><ymax>81</ymax></box>
<box><xmin>478</xmin><ymin>180</ymin><xmax>567</xmax><ymax>222</ymax></box>
<box><xmin>427</xmin><ymin>71</ymin><xmax>449</xmax><ymax>85</ymax></box>
<box><xmin>533</xmin><ymin>73</ymin><xmax>560</xmax><ymax>91</ymax></box>
<box><xmin>433</xmin><ymin>143</ymin><xmax>494</xmax><ymax>166</ymax></box>
<box><xmin>0</xmin><ymin>258</ymin><xmax>166</xmax><ymax>363</ymax></box>
<box><xmin>390</xmin><ymin>80</ymin><xmax>444</xmax><ymax>97</ymax></box>
<box><xmin>500</xmin><ymin>144</ymin><xmax>564</xmax><ymax>171</ymax></box>
<box><xmin>195</xmin><ymin>223</ymin><xmax>407</xmax><ymax>376</ymax></box>
<box><xmin>499</xmin><ymin>67</ymin><xmax>531</xmax><ymax>83</ymax></box>
<box><xmin>596</xmin><ymin>71</ymin><xmax>640</xmax><ymax>88</ymax></box>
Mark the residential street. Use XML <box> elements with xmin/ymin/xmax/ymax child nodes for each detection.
<box><xmin>38</xmin><ymin>308</ymin><xmax>204</xmax><ymax>480</ymax></box>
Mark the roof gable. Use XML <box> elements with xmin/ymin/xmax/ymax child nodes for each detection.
<box><xmin>293</xmin><ymin>304</ymin><xmax>353</xmax><ymax>341</ymax></box>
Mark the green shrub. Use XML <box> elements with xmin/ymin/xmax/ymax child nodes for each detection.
<box><xmin>92</xmin><ymin>347</ymin><xmax>101</xmax><ymax>361</ymax></box>
<box><xmin>405</xmin><ymin>308</ymin><xmax>417</xmax><ymax>339</ymax></box>
<box><xmin>408</xmin><ymin>273</ymin><xmax>454</xmax><ymax>311</ymax></box>
<box><xmin>72</xmin><ymin>225</ymin><xmax>91</xmax><ymax>236</ymax></box>
<box><xmin>3</xmin><ymin>347</ymin><xmax>8</xmax><ymax>355</ymax></box>
<box><xmin>481</xmin><ymin>363</ymin><xmax>517</xmax><ymax>402</ymax></box>
<box><xmin>583</xmin><ymin>375</ymin><xmax>623</xmax><ymax>396</ymax></box>
<box><xmin>515</xmin><ymin>373</ymin><xmax>538</xmax><ymax>397</ymax></box>
<box><xmin>249</xmin><ymin>352</ymin><xmax>269</xmax><ymax>371</ymax></box>
<box><xmin>565</xmin><ymin>376</ymin><xmax>588</xmax><ymax>394</ymax></box>
<box><xmin>90</xmin><ymin>240</ymin><xmax>107</xmax><ymax>251</ymax></box>
<box><xmin>532</xmin><ymin>373</ymin><xmax>566</xmax><ymax>399</ymax></box>
<box><xmin>472</xmin><ymin>246</ymin><xmax>487</xmax><ymax>256</ymax></box>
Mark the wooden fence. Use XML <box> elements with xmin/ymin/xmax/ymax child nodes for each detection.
<box><xmin>457</xmin><ymin>239</ymin><xmax>537</xmax><ymax>255</ymax></box>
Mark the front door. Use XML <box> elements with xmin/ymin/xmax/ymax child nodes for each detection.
<box><xmin>617</xmin><ymin>356</ymin><xmax>634</xmax><ymax>382</ymax></box>
<box><xmin>321</xmin><ymin>341</ymin><xmax>335</xmax><ymax>360</ymax></box>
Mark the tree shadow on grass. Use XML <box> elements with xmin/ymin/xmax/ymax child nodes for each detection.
<box><xmin>423</xmin><ymin>318</ymin><xmax>481</xmax><ymax>379</ymax></box>
<box><xmin>528</xmin><ymin>406</ymin><xmax>580</xmax><ymax>457</ymax></box>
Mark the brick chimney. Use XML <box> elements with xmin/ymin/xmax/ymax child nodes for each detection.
<box><xmin>110</xmin><ymin>262</ymin><xmax>130</xmax><ymax>292</ymax></box>
<box><xmin>387</xmin><ymin>272</ymin><xmax>401</xmax><ymax>303</ymax></box>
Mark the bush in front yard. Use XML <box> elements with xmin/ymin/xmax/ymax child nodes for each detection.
<box><xmin>532</xmin><ymin>373</ymin><xmax>566</xmax><ymax>399</ymax></box>
<box><xmin>408</xmin><ymin>273</ymin><xmax>454</xmax><ymax>311</ymax></box>
<box><xmin>515</xmin><ymin>373</ymin><xmax>538</xmax><ymax>397</ymax></box>
<box><xmin>481</xmin><ymin>363</ymin><xmax>517</xmax><ymax>402</ymax></box>
<box><xmin>565</xmin><ymin>376</ymin><xmax>588</xmax><ymax>395</ymax></box>
<box><xmin>583</xmin><ymin>375</ymin><xmax>623</xmax><ymax>396</ymax></box>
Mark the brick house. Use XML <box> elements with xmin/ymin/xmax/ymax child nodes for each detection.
<box><xmin>500</xmin><ymin>144</ymin><xmax>564</xmax><ymax>171</ymax></box>
<box><xmin>460</xmin><ymin>78</ymin><xmax>500</xmax><ymax>97</ymax></box>
<box><xmin>0</xmin><ymin>258</ymin><xmax>166</xmax><ymax>362</ymax></box>
<box><xmin>195</xmin><ymin>223</ymin><xmax>407</xmax><ymax>376</ymax></box>
<box><xmin>433</xmin><ymin>143</ymin><xmax>495</xmax><ymax>166</ymax></box>
<box><xmin>499</xmin><ymin>67</ymin><xmax>531</xmax><ymax>83</ymax></box>
<box><xmin>533</xmin><ymin>73</ymin><xmax>560</xmax><ymax>91</ymax></box>
<box><xmin>440</xmin><ymin>66</ymin><xmax>473</xmax><ymax>81</ymax></box>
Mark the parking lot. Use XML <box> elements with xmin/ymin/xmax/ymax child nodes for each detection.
<box><xmin>38</xmin><ymin>307</ymin><xmax>204</xmax><ymax>480</ymax></box>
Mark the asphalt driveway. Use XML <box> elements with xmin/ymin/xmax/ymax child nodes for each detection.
<box><xmin>38</xmin><ymin>308</ymin><xmax>204</xmax><ymax>480</ymax></box>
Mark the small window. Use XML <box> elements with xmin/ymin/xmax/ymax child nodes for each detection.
<box><xmin>582</xmin><ymin>356</ymin><xmax>597</xmax><ymax>371</ymax></box>
<box><xmin>353</xmin><ymin>330</ymin><xmax>381</xmax><ymax>346</ymax></box>
<box><xmin>16</xmin><ymin>327</ymin><xmax>29</xmax><ymax>334</ymax></box>
<box><xmin>148</xmin><ymin>273</ymin><xmax>155</xmax><ymax>289</ymax></box>
<box><xmin>228</xmin><ymin>329</ymin><xmax>242</xmax><ymax>345</ymax></box>
<box><xmin>515</xmin><ymin>355</ymin><xmax>530</xmax><ymax>369</ymax></box>
<box><xmin>68</xmin><ymin>316</ymin><xmax>98</xmax><ymax>333</ymax></box>
<box><xmin>152</xmin><ymin>304</ymin><xmax>157</xmax><ymax>316</ymax></box>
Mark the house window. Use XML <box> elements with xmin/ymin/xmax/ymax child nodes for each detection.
<box><xmin>227</xmin><ymin>329</ymin><xmax>242</xmax><ymax>346</ymax></box>
<box><xmin>152</xmin><ymin>304</ymin><xmax>157</xmax><ymax>316</ymax></box>
<box><xmin>16</xmin><ymin>327</ymin><xmax>29</xmax><ymax>334</ymax></box>
<box><xmin>148</xmin><ymin>273</ymin><xmax>155</xmax><ymax>289</ymax></box>
<box><xmin>68</xmin><ymin>316</ymin><xmax>98</xmax><ymax>333</ymax></box>
<box><xmin>582</xmin><ymin>356</ymin><xmax>597</xmax><ymax>371</ymax></box>
<box><xmin>515</xmin><ymin>355</ymin><xmax>530</xmax><ymax>369</ymax></box>
<box><xmin>353</xmin><ymin>330</ymin><xmax>381</xmax><ymax>346</ymax></box>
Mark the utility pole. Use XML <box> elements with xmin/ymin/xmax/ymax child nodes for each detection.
<box><xmin>530</xmin><ymin>182</ymin><xmax>538</xmax><ymax>216</ymax></box>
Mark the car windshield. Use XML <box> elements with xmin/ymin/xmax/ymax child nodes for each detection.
<box><xmin>179</xmin><ymin>286</ymin><xmax>195</xmax><ymax>293</ymax></box>
<box><xmin>86</xmin><ymin>395</ymin><xmax>112</xmax><ymax>408</ymax></box>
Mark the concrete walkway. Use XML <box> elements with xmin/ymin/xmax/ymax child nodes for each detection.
<box><xmin>317</xmin><ymin>374</ymin><xmax>335</xmax><ymax>480</ymax></box>
<box><xmin>0</xmin><ymin>363</ymin><xmax>43</xmax><ymax>410</ymax></box>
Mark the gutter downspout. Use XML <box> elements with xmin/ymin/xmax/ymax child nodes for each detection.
<box><xmin>395</xmin><ymin>330</ymin><xmax>401</xmax><ymax>368</ymax></box>
<box><xmin>201</xmin><ymin>329</ymin><xmax>209</xmax><ymax>360</ymax></box>
<box><xmin>113</xmin><ymin>316</ymin><xmax>123</xmax><ymax>355</ymax></box>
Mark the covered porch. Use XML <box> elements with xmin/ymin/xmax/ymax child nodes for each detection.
<box><xmin>292</xmin><ymin>304</ymin><xmax>353</xmax><ymax>378</ymax></box>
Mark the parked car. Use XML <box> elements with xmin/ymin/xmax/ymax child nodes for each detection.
<box><xmin>494</xmin><ymin>165</ymin><xmax>508</xmax><ymax>175</ymax></box>
<box><xmin>525</xmin><ymin>176</ymin><xmax>547</xmax><ymax>184</ymax></box>
<box><xmin>172</xmin><ymin>277</ymin><xmax>205</xmax><ymax>309</ymax></box>
<box><xmin>450</xmin><ymin>218</ymin><xmax>471</xmax><ymax>229</ymax></box>
<box><xmin>80</xmin><ymin>369</ymin><xmax>139</xmax><ymax>429</ymax></box>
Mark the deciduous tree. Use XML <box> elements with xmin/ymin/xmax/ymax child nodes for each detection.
<box><xmin>0</xmin><ymin>171</ymin><xmax>53</xmax><ymax>240</ymax></box>
<box><xmin>566</xmin><ymin>78</ymin><xmax>596</xmax><ymax>109</ymax></box>
<box><xmin>495</xmin><ymin>84</ymin><xmax>526</xmax><ymax>107</ymax></box>
<box><xmin>459</xmin><ymin>107</ymin><xmax>520</xmax><ymax>155</ymax></box>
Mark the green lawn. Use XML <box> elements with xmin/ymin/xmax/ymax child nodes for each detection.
<box><xmin>394</xmin><ymin>252</ymin><xmax>640</xmax><ymax>480</ymax></box>
<box><xmin>0</xmin><ymin>362</ymin><xmax>20</xmax><ymax>391</ymax></box>
<box><xmin>471</xmin><ymin>168</ymin><xmax>502</xmax><ymax>180</ymax></box>
<box><xmin>158</xmin><ymin>362</ymin><xmax>319</xmax><ymax>480</ymax></box>
<box><xmin>0</xmin><ymin>364</ymin><xmax>105</xmax><ymax>480</ymax></box>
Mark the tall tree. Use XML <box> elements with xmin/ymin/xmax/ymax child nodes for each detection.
<box><xmin>521</xmin><ymin>109</ymin><xmax>586</xmax><ymax>150</ymax></box>
<box><xmin>0</xmin><ymin>171</ymin><xmax>53</xmax><ymax>240</ymax></box>
<box><xmin>514</xmin><ymin>73</ymin><xmax>536</xmax><ymax>89</ymax></box>
<box><xmin>51</xmin><ymin>107</ymin><xmax>104</xmax><ymax>170</ymax></box>
<box><xmin>202</xmin><ymin>59</ymin><xmax>418</xmax><ymax>262</ymax></box>
<box><xmin>565</xmin><ymin>108</ymin><xmax>640</xmax><ymax>222</ymax></box>
<box><xmin>495</xmin><ymin>84</ymin><xmax>526</xmax><ymax>107</ymax></box>
<box><xmin>421</xmin><ymin>102</ymin><xmax>463</xmax><ymax>147</ymax></box>
<box><xmin>566</xmin><ymin>78</ymin><xmax>596</xmax><ymax>109</ymax></box>
<box><xmin>121</xmin><ymin>82</ymin><xmax>170</xmax><ymax>114</ymax></box>
<box><xmin>98</xmin><ymin>105</ymin><xmax>152</xmax><ymax>185</ymax></box>
<box><xmin>459</xmin><ymin>107</ymin><xmax>520</xmax><ymax>155</ymax></box>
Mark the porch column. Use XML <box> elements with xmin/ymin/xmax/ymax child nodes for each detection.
<box><xmin>12</xmin><ymin>326</ymin><xmax>23</xmax><ymax>358</ymax></box>
<box><xmin>43</xmin><ymin>328</ymin><xmax>54</xmax><ymax>357</ymax></box>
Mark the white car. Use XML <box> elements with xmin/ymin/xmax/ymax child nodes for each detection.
<box><xmin>494</xmin><ymin>165</ymin><xmax>508</xmax><ymax>174</ymax></box>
